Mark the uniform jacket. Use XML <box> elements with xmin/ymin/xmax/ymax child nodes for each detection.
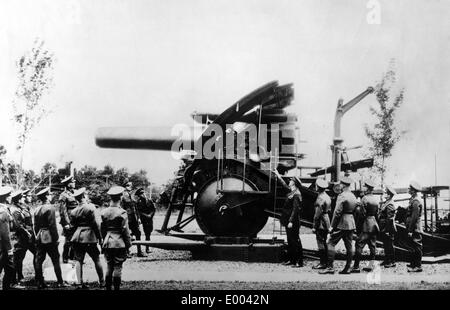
<box><xmin>101</xmin><ymin>202</ymin><xmax>132</xmax><ymax>249</ymax></box>
<box><xmin>280</xmin><ymin>190</ymin><xmax>302</xmax><ymax>227</ymax></box>
<box><xmin>10</xmin><ymin>203</ymin><xmax>33</xmax><ymax>244</ymax></box>
<box><xmin>0</xmin><ymin>204</ymin><xmax>12</xmax><ymax>253</ymax></box>
<box><xmin>406</xmin><ymin>195</ymin><xmax>423</xmax><ymax>233</ymax></box>
<box><xmin>331</xmin><ymin>190</ymin><xmax>357</xmax><ymax>231</ymax></box>
<box><xmin>313</xmin><ymin>191</ymin><xmax>331</xmax><ymax>230</ymax></box>
<box><xmin>70</xmin><ymin>202</ymin><xmax>101</xmax><ymax>244</ymax></box>
<box><xmin>136</xmin><ymin>196</ymin><xmax>156</xmax><ymax>225</ymax></box>
<box><xmin>59</xmin><ymin>190</ymin><xmax>78</xmax><ymax>228</ymax></box>
<box><xmin>121</xmin><ymin>190</ymin><xmax>140</xmax><ymax>222</ymax></box>
<box><xmin>33</xmin><ymin>203</ymin><xmax>59</xmax><ymax>244</ymax></box>
<box><xmin>379</xmin><ymin>198</ymin><xmax>397</xmax><ymax>234</ymax></box>
<box><xmin>359</xmin><ymin>194</ymin><xmax>380</xmax><ymax>233</ymax></box>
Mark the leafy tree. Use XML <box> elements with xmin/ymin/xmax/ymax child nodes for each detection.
<box><xmin>364</xmin><ymin>60</ymin><xmax>405</xmax><ymax>185</ymax></box>
<box><xmin>12</xmin><ymin>38</ymin><xmax>55</xmax><ymax>185</ymax></box>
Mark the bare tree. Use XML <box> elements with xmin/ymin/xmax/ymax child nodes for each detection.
<box><xmin>12</xmin><ymin>38</ymin><xmax>55</xmax><ymax>185</ymax></box>
<box><xmin>364</xmin><ymin>60</ymin><xmax>405</xmax><ymax>185</ymax></box>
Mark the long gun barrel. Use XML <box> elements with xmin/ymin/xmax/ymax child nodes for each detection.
<box><xmin>95</xmin><ymin>127</ymin><xmax>195</xmax><ymax>151</ymax></box>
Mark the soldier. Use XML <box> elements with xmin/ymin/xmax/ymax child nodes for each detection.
<box><xmin>70</xmin><ymin>187</ymin><xmax>104</xmax><ymax>289</ymax></box>
<box><xmin>280</xmin><ymin>177</ymin><xmax>303</xmax><ymax>268</ymax></box>
<box><xmin>121</xmin><ymin>179</ymin><xmax>144</xmax><ymax>257</ymax></box>
<box><xmin>58</xmin><ymin>176</ymin><xmax>78</xmax><ymax>263</ymax></box>
<box><xmin>379</xmin><ymin>185</ymin><xmax>397</xmax><ymax>268</ymax></box>
<box><xmin>33</xmin><ymin>187</ymin><xmax>67</xmax><ymax>289</ymax></box>
<box><xmin>0</xmin><ymin>186</ymin><xmax>15</xmax><ymax>290</ymax></box>
<box><xmin>135</xmin><ymin>188</ymin><xmax>156</xmax><ymax>254</ymax></box>
<box><xmin>101</xmin><ymin>186</ymin><xmax>132</xmax><ymax>290</ymax></box>
<box><xmin>406</xmin><ymin>181</ymin><xmax>423</xmax><ymax>272</ymax></box>
<box><xmin>351</xmin><ymin>180</ymin><xmax>379</xmax><ymax>273</ymax></box>
<box><xmin>312</xmin><ymin>178</ymin><xmax>331</xmax><ymax>269</ymax></box>
<box><xmin>320</xmin><ymin>176</ymin><xmax>357</xmax><ymax>274</ymax></box>
<box><xmin>10</xmin><ymin>190</ymin><xmax>36</xmax><ymax>284</ymax></box>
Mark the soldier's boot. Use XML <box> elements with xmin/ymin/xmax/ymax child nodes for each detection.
<box><xmin>113</xmin><ymin>277</ymin><xmax>121</xmax><ymax>290</ymax></box>
<box><xmin>105</xmin><ymin>276</ymin><xmax>112</xmax><ymax>290</ymax></box>
<box><xmin>339</xmin><ymin>261</ymin><xmax>352</xmax><ymax>274</ymax></box>
<box><xmin>363</xmin><ymin>260</ymin><xmax>375</xmax><ymax>272</ymax></box>
<box><xmin>137</xmin><ymin>245</ymin><xmax>146</xmax><ymax>257</ymax></box>
<box><xmin>312</xmin><ymin>250</ymin><xmax>326</xmax><ymax>269</ymax></box>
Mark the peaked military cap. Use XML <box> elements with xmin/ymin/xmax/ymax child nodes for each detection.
<box><xmin>409</xmin><ymin>181</ymin><xmax>421</xmax><ymax>192</ymax></box>
<box><xmin>0</xmin><ymin>186</ymin><xmax>13</xmax><ymax>197</ymax></box>
<box><xmin>340</xmin><ymin>176</ymin><xmax>354</xmax><ymax>186</ymax></box>
<box><xmin>11</xmin><ymin>190</ymin><xmax>23</xmax><ymax>200</ymax></box>
<box><xmin>107</xmin><ymin>186</ymin><xmax>125</xmax><ymax>196</ymax></box>
<box><xmin>316</xmin><ymin>178</ymin><xmax>329</xmax><ymax>190</ymax></box>
<box><xmin>73</xmin><ymin>187</ymin><xmax>86</xmax><ymax>198</ymax></box>
<box><xmin>135</xmin><ymin>188</ymin><xmax>145</xmax><ymax>195</ymax></box>
<box><xmin>61</xmin><ymin>175</ymin><xmax>74</xmax><ymax>185</ymax></box>
<box><xmin>36</xmin><ymin>187</ymin><xmax>50</xmax><ymax>197</ymax></box>
<box><xmin>364</xmin><ymin>180</ymin><xmax>376</xmax><ymax>189</ymax></box>
<box><xmin>385</xmin><ymin>185</ymin><xmax>397</xmax><ymax>196</ymax></box>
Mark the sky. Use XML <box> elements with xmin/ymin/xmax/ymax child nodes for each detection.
<box><xmin>0</xmin><ymin>0</ymin><xmax>449</xmax><ymax>188</ymax></box>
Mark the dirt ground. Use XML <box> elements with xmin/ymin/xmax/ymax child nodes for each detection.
<box><xmin>9</xmin><ymin>212</ymin><xmax>450</xmax><ymax>290</ymax></box>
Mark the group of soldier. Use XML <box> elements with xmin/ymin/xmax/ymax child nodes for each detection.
<box><xmin>0</xmin><ymin>176</ymin><xmax>155</xmax><ymax>290</ymax></box>
<box><xmin>281</xmin><ymin>176</ymin><xmax>424</xmax><ymax>273</ymax></box>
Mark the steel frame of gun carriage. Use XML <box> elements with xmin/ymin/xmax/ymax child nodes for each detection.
<box><xmin>95</xmin><ymin>81</ymin><xmax>450</xmax><ymax>261</ymax></box>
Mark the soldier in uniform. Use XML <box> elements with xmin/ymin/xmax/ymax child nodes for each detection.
<box><xmin>406</xmin><ymin>181</ymin><xmax>423</xmax><ymax>272</ymax></box>
<box><xmin>379</xmin><ymin>185</ymin><xmax>397</xmax><ymax>268</ymax></box>
<box><xmin>320</xmin><ymin>176</ymin><xmax>357</xmax><ymax>274</ymax></box>
<box><xmin>0</xmin><ymin>186</ymin><xmax>15</xmax><ymax>290</ymax></box>
<box><xmin>33</xmin><ymin>187</ymin><xmax>67</xmax><ymax>289</ymax></box>
<box><xmin>280</xmin><ymin>177</ymin><xmax>303</xmax><ymax>267</ymax></box>
<box><xmin>101</xmin><ymin>186</ymin><xmax>132</xmax><ymax>290</ymax></box>
<box><xmin>10</xmin><ymin>190</ymin><xmax>36</xmax><ymax>284</ymax></box>
<box><xmin>70</xmin><ymin>188</ymin><xmax>104</xmax><ymax>288</ymax></box>
<box><xmin>121</xmin><ymin>180</ymin><xmax>144</xmax><ymax>257</ymax></box>
<box><xmin>58</xmin><ymin>176</ymin><xmax>78</xmax><ymax>263</ymax></box>
<box><xmin>312</xmin><ymin>178</ymin><xmax>331</xmax><ymax>269</ymax></box>
<box><xmin>135</xmin><ymin>188</ymin><xmax>156</xmax><ymax>254</ymax></box>
<box><xmin>351</xmin><ymin>180</ymin><xmax>379</xmax><ymax>273</ymax></box>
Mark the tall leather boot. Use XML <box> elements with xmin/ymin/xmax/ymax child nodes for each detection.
<box><xmin>105</xmin><ymin>276</ymin><xmax>112</xmax><ymax>290</ymax></box>
<box><xmin>113</xmin><ymin>277</ymin><xmax>121</xmax><ymax>290</ymax></box>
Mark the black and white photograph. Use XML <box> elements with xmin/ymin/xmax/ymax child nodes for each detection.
<box><xmin>0</xmin><ymin>0</ymin><xmax>449</xmax><ymax>296</ymax></box>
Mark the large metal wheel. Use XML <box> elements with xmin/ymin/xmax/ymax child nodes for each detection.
<box><xmin>194</xmin><ymin>175</ymin><xmax>269</xmax><ymax>237</ymax></box>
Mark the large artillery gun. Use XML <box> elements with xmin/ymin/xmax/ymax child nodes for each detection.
<box><xmin>96</xmin><ymin>81</ymin><xmax>450</xmax><ymax>260</ymax></box>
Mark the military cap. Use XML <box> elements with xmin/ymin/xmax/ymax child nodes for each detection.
<box><xmin>364</xmin><ymin>180</ymin><xmax>376</xmax><ymax>189</ymax></box>
<box><xmin>135</xmin><ymin>188</ymin><xmax>145</xmax><ymax>195</ymax></box>
<box><xmin>340</xmin><ymin>176</ymin><xmax>353</xmax><ymax>186</ymax></box>
<box><xmin>409</xmin><ymin>181</ymin><xmax>421</xmax><ymax>192</ymax></box>
<box><xmin>107</xmin><ymin>186</ymin><xmax>125</xmax><ymax>196</ymax></box>
<box><xmin>316</xmin><ymin>178</ymin><xmax>329</xmax><ymax>190</ymax></box>
<box><xmin>36</xmin><ymin>187</ymin><xmax>50</xmax><ymax>197</ymax></box>
<box><xmin>61</xmin><ymin>175</ymin><xmax>74</xmax><ymax>185</ymax></box>
<box><xmin>0</xmin><ymin>186</ymin><xmax>13</xmax><ymax>197</ymax></box>
<box><xmin>11</xmin><ymin>190</ymin><xmax>23</xmax><ymax>201</ymax></box>
<box><xmin>290</xmin><ymin>176</ymin><xmax>302</xmax><ymax>189</ymax></box>
<box><xmin>73</xmin><ymin>187</ymin><xmax>86</xmax><ymax>198</ymax></box>
<box><xmin>385</xmin><ymin>185</ymin><xmax>397</xmax><ymax>196</ymax></box>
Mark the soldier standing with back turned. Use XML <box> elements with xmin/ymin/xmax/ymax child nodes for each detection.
<box><xmin>406</xmin><ymin>181</ymin><xmax>423</xmax><ymax>272</ymax></box>
<box><xmin>379</xmin><ymin>185</ymin><xmax>397</xmax><ymax>268</ymax></box>
<box><xmin>101</xmin><ymin>186</ymin><xmax>132</xmax><ymax>290</ymax></box>
<box><xmin>320</xmin><ymin>176</ymin><xmax>357</xmax><ymax>275</ymax></box>
<box><xmin>312</xmin><ymin>178</ymin><xmax>331</xmax><ymax>269</ymax></box>
<box><xmin>351</xmin><ymin>180</ymin><xmax>379</xmax><ymax>273</ymax></box>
